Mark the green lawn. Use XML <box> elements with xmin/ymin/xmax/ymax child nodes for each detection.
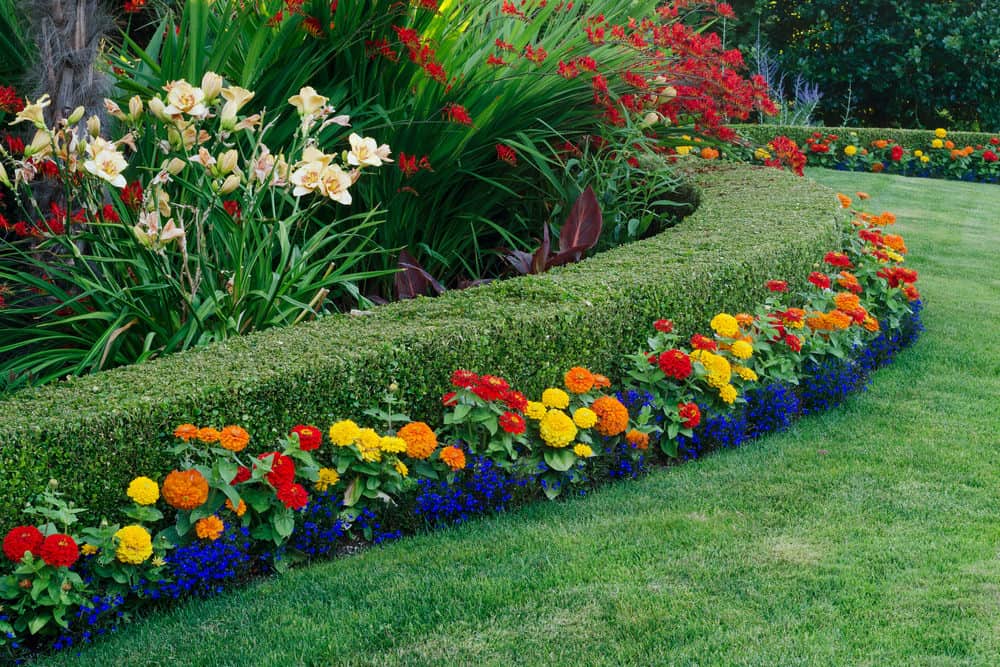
<box><xmin>40</xmin><ymin>170</ymin><xmax>1000</xmax><ymax>666</ymax></box>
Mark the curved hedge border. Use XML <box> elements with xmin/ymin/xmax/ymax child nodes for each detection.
<box><xmin>734</xmin><ymin>124</ymin><xmax>998</xmax><ymax>152</ymax></box>
<box><xmin>0</xmin><ymin>165</ymin><xmax>840</xmax><ymax>531</ymax></box>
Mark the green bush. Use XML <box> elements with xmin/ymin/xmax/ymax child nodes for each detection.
<box><xmin>0</xmin><ymin>165</ymin><xmax>840</xmax><ymax>532</ymax></box>
<box><xmin>735</xmin><ymin>124</ymin><xmax>998</xmax><ymax>152</ymax></box>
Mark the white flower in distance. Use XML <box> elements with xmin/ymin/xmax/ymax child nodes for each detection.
<box><xmin>163</xmin><ymin>80</ymin><xmax>208</xmax><ymax>118</ymax></box>
<box><xmin>348</xmin><ymin>133</ymin><xmax>391</xmax><ymax>167</ymax></box>
<box><xmin>320</xmin><ymin>164</ymin><xmax>352</xmax><ymax>205</ymax></box>
<box><xmin>84</xmin><ymin>147</ymin><xmax>128</xmax><ymax>188</ymax></box>
<box><xmin>290</xmin><ymin>161</ymin><xmax>326</xmax><ymax>197</ymax></box>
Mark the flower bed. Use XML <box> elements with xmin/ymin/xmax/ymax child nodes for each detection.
<box><xmin>737</xmin><ymin>124</ymin><xmax>1000</xmax><ymax>183</ymax></box>
<box><xmin>0</xmin><ymin>188</ymin><xmax>923</xmax><ymax>660</ymax></box>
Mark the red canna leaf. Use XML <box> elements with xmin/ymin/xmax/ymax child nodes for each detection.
<box><xmin>395</xmin><ymin>249</ymin><xmax>446</xmax><ymax>299</ymax></box>
<box><xmin>557</xmin><ymin>186</ymin><xmax>602</xmax><ymax>261</ymax></box>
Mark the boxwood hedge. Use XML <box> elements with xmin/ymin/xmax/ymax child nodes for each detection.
<box><xmin>0</xmin><ymin>165</ymin><xmax>841</xmax><ymax>530</ymax></box>
<box><xmin>735</xmin><ymin>124</ymin><xmax>998</xmax><ymax>152</ymax></box>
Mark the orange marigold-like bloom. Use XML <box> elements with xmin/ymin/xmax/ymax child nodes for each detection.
<box><xmin>625</xmin><ymin>429</ymin><xmax>649</xmax><ymax>450</ymax></box>
<box><xmin>225</xmin><ymin>498</ymin><xmax>247</xmax><ymax>517</ymax></box>
<box><xmin>856</xmin><ymin>191</ymin><xmax>870</xmax><ymax>200</ymax></box>
<box><xmin>805</xmin><ymin>311</ymin><xmax>831</xmax><ymax>331</ymax></box>
<box><xmin>862</xmin><ymin>316</ymin><xmax>880</xmax><ymax>332</ymax></box>
<box><xmin>564</xmin><ymin>366</ymin><xmax>595</xmax><ymax>394</ymax></box>
<box><xmin>173</xmin><ymin>423</ymin><xmax>198</xmax><ymax>441</ymax></box>
<box><xmin>827</xmin><ymin>310</ymin><xmax>853</xmax><ymax>330</ymax></box>
<box><xmin>591</xmin><ymin>396</ymin><xmax>629</xmax><ymax>437</ymax></box>
<box><xmin>871</xmin><ymin>163</ymin><xmax>884</xmax><ymax>173</ymax></box>
<box><xmin>439</xmin><ymin>445</ymin><xmax>466</xmax><ymax>471</ymax></box>
<box><xmin>700</xmin><ymin>147</ymin><xmax>719</xmax><ymax>160</ymax></box>
<box><xmin>218</xmin><ymin>425</ymin><xmax>250</xmax><ymax>452</ymax></box>
<box><xmin>196</xmin><ymin>427</ymin><xmax>220</xmax><ymax>444</ymax></box>
<box><xmin>161</xmin><ymin>469</ymin><xmax>209</xmax><ymax>511</ymax></box>
<box><xmin>872</xmin><ymin>139</ymin><xmax>888</xmax><ymax>149</ymax></box>
<box><xmin>592</xmin><ymin>374</ymin><xmax>611</xmax><ymax>389</ymax></box>
<box><xmin>398</xmin><ymin>421</ymin><xmax>438</xmax><ymax>459</ymax></box>
<box><xmin>735</xmin><ymin>313</ymin><xmax>755</xmax><ymax>328</ymax></box>
<box><xmin>883</xmin><ymin>234</ymin><xmax>907</xmax><ymax>253</ymax></box>
<box><xmin>944</xmin><ymin>140</ymin><xmax>955</xmax><ymax>150</ymax></box>
<box><xmin>833</xmin><ymin>292</ymin><xmax>861</xmax><ymax>312</ymax></box>
<box><xmin>195</xmin><ymin>515</ymin><xmax>224</xmax><ymax>541</ymax></box>
<box><xmin>836</xmin><ymin>192</ymin><xmax>851</xmax><ymax>209</ymax></box>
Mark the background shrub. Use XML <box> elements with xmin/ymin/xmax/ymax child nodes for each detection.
<box><xmin>735</xmin><ymin>124</ymin><xmax>998</xmax><ymax>152</ymax></box>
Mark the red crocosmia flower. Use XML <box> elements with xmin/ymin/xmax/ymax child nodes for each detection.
<box><xmin>443</xmin><ymin>103</ymin><xmax>472</xmax><ymax>125</ymax></box>
<box><xmin>766</xmin><ymin>280</ymin><xmax>788</xmax><ymax>292</ymax></box>
<box><xmin>39</xmin><ymin>534</ymin><xmax>79</xmax><ymax>568</ymax></box>
<box><xmin>291</xmin><ymin>425</ymin><xmax>322</xmax><ymax>451</ymax></box>
<box><xmin>4</xmin><ymin>134</ymin><xmax>24</xmax><ymax>154</ymax></box>
<box><xmin>890</xmin><ymin>145</ymin><xmax>904</xmax><ymax>161</ymax></box>
<box><xmin>123</xmin><ymin>0</ymin><xmax>146</xmax><ymax>13</ymax></box>
<box><xmin>223</xmin><ymin>200</ymin><xmax>242</xmax><ymax>221</ymax></box>
<box><xmin>499</xmin><ymin>411</ymin><xmax>526</xmax><ymax>434</ymax></box>
<box><xmin>784</xmin><ymin>334</ymin><xmax>802</xmax><ymax>352</ymax></box>
<box><xmin>121</xmin><ymin>181</ymin><xmax>143</xmax><ymax>211</ymax></box>
<box><xmin>441</xmin><ymin>391</ymin><xmax>458</xmax><ymax>407</ymax></box>
<box><xmin>258</xmin><ymin>452</ymin><xmax>296</xmax><ymax>487</ymax></box>
<box><xmin>658</xmin><ymin>349</ymin><xmax>692</xmax><ymax>380</ymax></box>
<box><xmin>678</xmin><ymin>402</ymin><xmax>701</xmax><ymax>429</ymax></box>
<box><xmin>101</xmin><ymin>204</ymin><xmax>120</xmax><ymax>223</ymax></box>
<box><xmin>486</xmin><ymin>54</ymin><xmax>507</xmax><ymax>66</ymax></box>
<box><xmin>503</xmin><ymin>390</ymin><xmax>528</xmax><ymax>412</ymax></box>
<box><xmin>823</xmin><ymin>252</ymin><xmax>852</xmax><ymax>268</ymax></box>
<box><xmin>276</xmin><ymin>482</ymin><xmax>309</xmax><ymax>510</ymax></box>
<box><xmin>3</xmin><ymin>526</ymin><xmax>44</xmax><ymax>563</ymax></box>
<box><xmin>690</xmin><ymin>334</ymin><xmax>717</xmax><ymax>351</ymax></box>
<box><xmin>557</xmin><ymin>60</ymin><xmax>579</xmax><ymax>79</ymax></box>
<box><xmin>231</xmin><ymin>466</ymin><xmax>252</xmax><ymax>485</ymax></box>
<box><xmin>496</xmin><ymin>143</ymin><xmax>517</xmax><ymax>165</ymax></box>
<box><xmin>654</xmin><ymin>319</ymin><xmax>673</xmax><ymax>333</ymax></box>
<box><xmin>495</xmin><ymin>38</ymin><xmax>515</xmax><ymax>52</ymax></box>
<box><xmin>450</xmin><ymin>369</ymin><xmax>478</xmax><ymax>388</ymax></box>
<box><xmin>472</xmin><ymin>374</ymin><xmax>509</xmax><ymax>402</ymax></box>
<box><xmin>808</xmin><ymin>271</ymin><xmax>831</xmax><ymax>289</ymax></box>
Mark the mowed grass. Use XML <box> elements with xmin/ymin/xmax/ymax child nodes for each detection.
<box><xmin>40</xmin><ymin>170</ymin><xmax>1000</xmax><ymax>667</ymax></box>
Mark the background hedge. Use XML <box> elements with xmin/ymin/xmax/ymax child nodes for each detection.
<box><xmin>0</xmin><ymin>165</ymin><xmax>840</xmax><ymax>531</ymax></box>
<box><xmin>735</xmin><ymin>124</ymin><xmax>999</xmax><ymax>151</ymax></box>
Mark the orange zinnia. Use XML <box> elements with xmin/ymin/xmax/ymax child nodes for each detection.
<box><xmin>398</xmin><ymin>421</ymin><xmax>438</xmax><ymax>460</ymax></box>
<box><xmin>439</xmin><ymin>445</ymin><xmax>466</xmax><ymax>471</ymax></box>
<box><xmin>564</xmin><ymin>366</ymin><xmax>595</xmax><ymax>394</ymax></box>
<box><xmin>173</xmin><ymin>423</ymin><xmax>199</xmax><ymax>441</ymax></box>
<box><xmin>591</xmin><ymin>396</ymin><xmax>629</xmax><ymax>437</ymax></box>
<box><xmin>162</xmin><ymin>469</ymin><xmax>209</xmax><ymax>511</ymax></box>
<box><xmin>218</xmin><ymin>425</ymin><xmax>250</xmax><ymax>452</ymax></box>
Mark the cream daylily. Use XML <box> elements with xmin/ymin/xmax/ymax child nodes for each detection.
<box><xmin>217</xmin><ymin>149</ymin><xmax>238</xmax><ymax>175</ymax></box>
<box><xmin>320</xmin><ymin>164</ymin><xmax>352</xmax><ymax>205</ymax></box>
<box><xmin>251</xmin><ymin>145</ymin><xmax>275</xmax><ymax>183</ymax></box>
<box><xmin>347</xmin><ymin>133</ymin><xmax>391</xmax><ymax>167</ymax></box>
<box><xmin>301</xmin><ymin>146</ymin><xmax>332</xmax><ymax>166</ymax></box>
<box><xmin>217</xmin><ymin>173</ymin><xmax>241</xmax><ymax>195</ymax></box>
<box><xmin>12</xmin><ymin>94</ymin><xmax>51</xmax><ymax>128</ymax></box>
<box><xmin>133</xmin><ymin>210</ymin><xmax>185</xmax><ymax>250</ymax></box>
<box><xmin>189</xmin><ymin>147</ymin><xmax>217</xmax><ymax>170</ymax></box>
<box><xmin>163</xmin><ymin>80</ymin><xmax>208</xmax><ymax>118</ymax></box>
<box><xmin>288</xmin><ymin>86</ymin><xmax>328</xmax><ymax>117</ymax></box>
<box><xmin>220</xmin><ymin>86</ymin><xmax>255</xmax><ymax>129</ymax></box>
<box><xmin>84</xmin><ymin>147</ymin><xmax>128</xmax><ymax>188</ymax></box>
<box><xmin>289</xmin><ymin>161</ymin><xmax>325</xmax><ymax>196</ymax></box>
<box><xmin>24</xmin><ymin>130</ymin><xmax>53</xmax><ymax>159</ymax></box>
<box><xmin>201</xmin><ymin>72</ymin><xmax>224</xmax><ymax>102</ymax></box>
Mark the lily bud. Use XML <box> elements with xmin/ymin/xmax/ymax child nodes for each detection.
<box><xmin>164</xmin><ymin>157</ymin><xmax>186</xmax><ymax>175</ymax></box>
<box><xmin>128</xmin><ymin>95</ymin><xmax>144</xmax><ymax>121</ymax></box>
<box><xmin>217</xmin><ymin>173</ymin><xmax>241</xmax><ymax>195</ymax></box>
<box><xmin>86</xmin><ymin>114</ymin><xmax>101</xmax><ymax>138</ymax></box>
<box><xmin>641</xmin><ymin>111</ymin><xmax>660</xmax><ymax>128</ymax></box>
<box><xmin>104</xmin><ymin>98</ymin><xmax>127</xmax><ymax>121</ymax></box>
<box><xmin>148</xmin><ymin>97</ymin><xmax>170</xmax><ymax>121</ymax></box>
<box><xmin>0</xmin><ymin>162</ymin><xmax>10</xmax><ymax>188</ymax></box>
<box><xmin>24</xmin><ymin>130</ymin><xmax>52</xmax><ymax>159</ymax></box>
<box><xmin>658</xmin><ymin>86</ymin><xmax>677</xmax><ymax>104</ymax></box>
<box><xmin>217</xmin><ymin>149</ymin><xmax>239</xmax><ymax>175</ymax></box>
<box><xmin>66</xmin><ymin>106</ymin><xmax>85</xmax><ymax>126</ymax></box>
<box><xmin>201</xmin><ymin>71</ymin><xmax>224</xmax><ymax>102</ymax></box>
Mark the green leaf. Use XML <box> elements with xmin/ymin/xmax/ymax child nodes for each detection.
<box><xmin>543</xmin><ymin>448</ymin><xmax>577</xmax><ymax>472</ymax></box>
<box><xmin>271</xmin><ymin>507</ymin><xmax>294</xmax><ymax>539</ymax></box>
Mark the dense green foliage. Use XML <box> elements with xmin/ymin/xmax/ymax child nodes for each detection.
<box><xmin>735</xmin><ymin>124</ymin><xmax>997</xmax><ymax>152</ymax></box>
<box><xmin>727</xmin><ymin>0</ymin><xmax>1000</xmax><ymax>131</ymax></box>
<box><xmin>36</xmin><ymin>170</ymin><xmax>1000</xmax><ymax>667</ymax></box>
<box><xmin>0</xmin><ymin>165</ymin><xmax>839</xmax><ymax>533</ymax></box>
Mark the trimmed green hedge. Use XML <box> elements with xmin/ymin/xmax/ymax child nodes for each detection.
<box><xmin>735</xmin><ymin>124</ymin><xmax>999</xmax><ymax>151</ymax></box>
<box><xmin>0</xmin><ymin>165</ymin><xmax>840</xmax><ymax>531</ymax></box>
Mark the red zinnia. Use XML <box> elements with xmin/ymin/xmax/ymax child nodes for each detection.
<box><xmin>690</xmin><ymin>334</ymin><xmax>718</xmax><ymax>351</ymax></box>
<box><xmin>258</xmin><ymin>452</ymin><xmax>296</xmax><ymax>488</ymax></box>
<box><xmin>441</xmin><ymin>391</ymin><xmax>458</xmax><ymax>407</ymax></box>
<box><xmin>39</xmin><ymin>533</ymin><xmax>79</xmax><ymax>568</ymax></box>
<box><xmin>766</xmin><ymin>280</ymin><xmax>788</xmax><ymax>292</ymax></box>
<box><xmin>450</xmin><ymin>369</ymin><xmax>478</xmax><ymax>388</ymax></box>
<box><xmin>3</xmin><ymin>526</ymin><xmax>44</xmax><ymax>563</ymax></box>
<box><xmin>808</xmin><ymin>271</ymin><xmax>831</xmax><ymax>289</ymax></box>
<box><xmin>653</xmin><ymin>319</ymin><xmax>673</xmax><ymax>333</ymax></box>
<box><xmin>890</xmin><ymin>145</ymin><xmax>904</xmax><ymax>161</ymax></box>
<box><xmin>658</xmin><ymin>349</ymin><xmax>693</xmax><ymax>380</ymax></box>
<box><xmin>983</xmin><ymin>150</ymin><xmax>998</xmax><ymax>163</ymax></box>
<box><xmin>503</xmin><ymin>390</ymin><xmax>528</xmax><ymax>412</ymax></box>
<box><xmin>678</xmin><ymin>402</ymin><xmax>701</xmax><ymax>429</ymax></box>
<box><xmin>823</xmin><ymin>252</ymin><xmax>852</xmax><ymax>268</ymax></box>
<box><xmin>472</xmin><ymin>374</ymin><xmax>509</xmax><ymax>402</ymax></box>
<box><xmin>275</xmin><ymin>482</ymin><xmax>309</xmax><ymax>510</ymax></box>
<box><xmin>231</xmin><ymin>466</ymin><xmax>252</xmax><ymax>485</ymax></box>
<box><xmin>291</xmin><ymin>424</ymin><xmax>322</xmax><ymax>451</ymax></box>
<box><xmin>499</xmin><ymin>411</ymin><xmax>526</xmax><ymax>434</ymax></box>
<box><xmin>784</xmin><ymin>334</ymin><xmax>802</xmax><ymax>352</ymax></box>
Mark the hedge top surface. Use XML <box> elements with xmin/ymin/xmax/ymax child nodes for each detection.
<box><xmin>735</xmin><ymin>124</ymin><xmax>997</xmax><ymax>151</ymax></box>
<box><xmin>0</xmin><ymin>165</ymin><xmax>837</xmax><ymax>429</ymax></box>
